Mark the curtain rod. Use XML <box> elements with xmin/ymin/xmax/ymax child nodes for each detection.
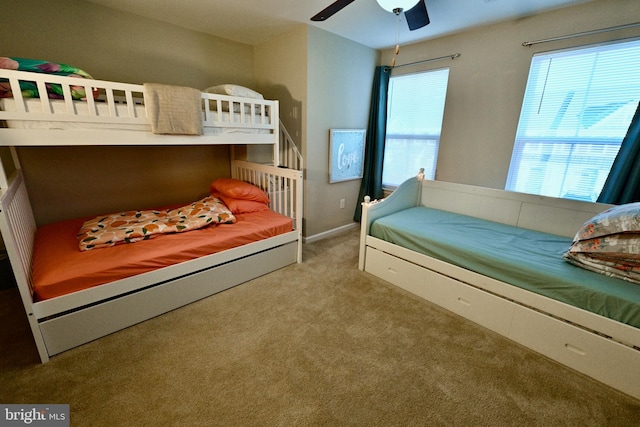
<box><xmin>522</xmin><ymin>22</ymin><xmax>640</xmax><ymax>47</ymax></box>
<box><xmin>385</xmin><ymin>53</ymin><xmax>461</xmax><ymax>71</ymax></box>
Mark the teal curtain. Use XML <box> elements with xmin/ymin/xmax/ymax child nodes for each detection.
<box><xmin>354</xmin><ymin>66</ymin><xmax>391</xmax><ymax>222</ymax></box>
<box><xmin>597</xmin><ymin>102</ymin><xmax>640</xmax><ymax>205</ymax></box>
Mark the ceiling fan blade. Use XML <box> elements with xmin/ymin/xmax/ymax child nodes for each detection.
<box><xmin>404</xmin><ymin>0</ymin><xmax>430</xmax><ymax>31</ymax></box>
<box><xmin>311</xmin><ymin>0</ymin><xmax>356</xmax><ymax>22</ymax></box>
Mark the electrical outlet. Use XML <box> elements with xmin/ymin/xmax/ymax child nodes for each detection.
<box><xmin>340</xmin><ymin>198</ymin><xmax>345</xmax><ymax>209</ymax></box>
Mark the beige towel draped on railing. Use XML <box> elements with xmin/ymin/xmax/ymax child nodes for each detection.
<box><xmin>143</xmin><ymin>83</ymin><xmax>203</xmax><ymax>135</ymax></box>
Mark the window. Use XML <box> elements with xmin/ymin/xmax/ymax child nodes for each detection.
<box><xmin>382</xmin><ymin>69</ymin><xmax>449</xmax><ymax>187</ymax></box>
<box><xmin>506</xmin><ymin>39</ymin><xmax>640</xmax><ymax>201</ymax></box>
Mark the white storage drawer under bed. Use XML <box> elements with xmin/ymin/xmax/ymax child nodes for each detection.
<box><xmin>39</xmin><ymin>241</ymin><xmax>297</xmax><ymax>356</ymax></box>
<box><xmin>509</xmin><ymin>304</ymin><xmax>640</xmax><ymax>399</ymax></box>
<box><xmin>364</xmin><ymin>247</ymin><xmax>517</xmax><ymax>336</ymax></box>
<box><xmin>364</xmin><ymin>245</ymin><xmax>640</xmax><ymax>399</ymax></box>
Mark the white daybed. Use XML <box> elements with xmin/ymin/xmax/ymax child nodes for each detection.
<box><xmin>0</xmin><ymin>68</ymin><xmax>303</xmax><ymax>362</ymax></box>
<box><xmin>359</xmin><ymin>172</ymin><xmax>640</xmax><ymax>400</ymax></box>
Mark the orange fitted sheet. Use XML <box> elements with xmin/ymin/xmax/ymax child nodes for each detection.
<box><xmin>32</xmin><ymin>210</ymin><xmax>293</xmax><ymax>301</ymax></box>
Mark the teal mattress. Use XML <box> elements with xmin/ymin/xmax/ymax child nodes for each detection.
<box><xmin>370</xmin><ymin>207</ymin><xmax>640</xmax><ymax>329</ymax></box>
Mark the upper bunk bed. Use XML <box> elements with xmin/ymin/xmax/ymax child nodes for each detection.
<box><xmin>0</xmin><ymin>60</ymin><xmax>279</xmax><ymax>148</ymax></box>
<box><xmin>0</xmin><ymin>57</ymin><xmax>302</xmax><ymax>188</ymax></box>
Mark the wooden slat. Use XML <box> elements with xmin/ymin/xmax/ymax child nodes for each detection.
<box><xmin>35</xmin><ymin>81</ymin><xmax>52</xmax><ymax>114</ymax></box>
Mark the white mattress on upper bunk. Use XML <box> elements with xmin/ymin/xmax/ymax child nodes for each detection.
<box><xmin>0</xmin><ymin>98</ymin><xmax>269</xmax><ymax>135</ymax></box>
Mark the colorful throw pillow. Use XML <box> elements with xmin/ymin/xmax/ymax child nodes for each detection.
<box><xmin>213</xmin><ymin>192</ymin><xmax>270</xmax><ymax>214</ymax></box>
<box><xmin>571</xmin><ymin>202</ymin><xmax>640</xmax><ymax>241</ymax></box>
<box><xmin>563</xmin><ymin>251</ymin><xmax>640</xmax><ymax>284</ymax></box>
<box><xmin>567</xmin><ymin>233</ymin><xmax>640</xmax><ymax>259</ymax></box>
<box><xmin>564</xmin><ymin>202</ymin><xmax>640</xmax><ymax>283</ymax></box>
<box><xmin>210</xmin><ymin>178</ymin><xmax>270</xmax><ymax>204</ymax></box>
<box><xmin>0</xmin><ymin>57</ymin><xmax>96</xmax><ymax>100</ymax></box>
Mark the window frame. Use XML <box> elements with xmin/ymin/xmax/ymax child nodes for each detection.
<box><xmin>506</xmin><ymin>37</ymin><xmax>640</xmax><ymax>201</ymax></box>
<box><xmin>382</xmin><ymin>68</ymin><xmax>450</xmax><ymax>190</ymax></box>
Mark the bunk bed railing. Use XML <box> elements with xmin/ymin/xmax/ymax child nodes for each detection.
<box><xmin>1</xmin><ymin>69</ymin><xmax>146</xmax><ymax>125</ymax></box>
<box><xmin>202</xmin><ymin>93</ymin><xmax>275</xmax><ymax>130</ymax></box>
<box><xmin>232</xmin><ymin>160</ymin><xmax>303</xmax><ymax>262</ymax></box>
<box><xmin>0</xmin><ymin>68</ymin><xmax>277</xmax><ymax>133</ymax></box>
<box><xmin>279</xmin><ymin>119</ymin><xmax>303</xmax><ymax>171</ymax></box>
<box><xmin>232</xmin><ymin>160</ymin><xmax>303</xmax><ymax>223</ymax></box>
<box><xmin>0</xmin><ymin>169</ymin><xmax>49</xmax><ymax>360</ymax></box>
<box><xmin>0</xmin><ymin>171</ymin><xmax>36</xmax><ymax>298</ymax></box>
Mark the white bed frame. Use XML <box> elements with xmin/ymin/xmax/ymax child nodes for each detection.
<box><xmin>0</xmin><ymin>69</ymin><xmax>284</xmax><ymax>176</ymax></box>
<box><xmin>0</xmin><ymin>69</ymin><xmax>303</xmax><ymax>362</ymax></box>
<box><xmin>359</xmin><ymin>173</ymin><xmax>640</xmax><ymax>400</ymax></box>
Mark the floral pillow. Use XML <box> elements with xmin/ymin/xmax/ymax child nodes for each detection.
<box><xmin>571</xmin><ymin>202</ymin><xmax>640</xmax><ymax>241</ymax></box>
<box><xmin>564</xmin><ymin>202</ymin><xmax>640</xmax><ymax>283</ymax></box>
<box><xmin>566</xmin><ymin>233</ymin><xmax>640</xmax><ymax>259</ymax></box>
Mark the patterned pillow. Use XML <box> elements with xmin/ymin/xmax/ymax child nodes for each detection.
<box><xmin>0</xmin><ymin>57</ymin><xmax>96</xmax><ymax>100</ymax></box>
<box><xmin>564</xmin><ymin>202</ymin><xmax>640</xmax><ymax>283</ymax></box>
<box><xmin>572</xmin><ymin>202</ymin><xmax>640</xmax><ymax>241</ymax></box>
<box><xmin>567</xmin><ymin>233</ymin><xmax>640</xmax><ymax>259</ymax></box>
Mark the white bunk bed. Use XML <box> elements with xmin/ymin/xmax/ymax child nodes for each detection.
<box><xmin>0</xmin><ymin>68</ymin><xmax>303</xmax><ymax>362</ymax></box>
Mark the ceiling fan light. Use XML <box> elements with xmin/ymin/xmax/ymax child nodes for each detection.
<box><xmin>376</xmin><ymin>0</ymin><xmax>420</xmax><ymax>13</ymax></box>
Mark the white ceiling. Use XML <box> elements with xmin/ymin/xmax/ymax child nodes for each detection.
<box><xmin>86</xmin><ymin>0</ymin><xmax>591</xmax><ymax>50</ymax></box>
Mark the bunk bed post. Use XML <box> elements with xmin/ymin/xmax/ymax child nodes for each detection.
<box><xmin>1</xmin><ymin>148</ymin><xmax>50</xmax><ymax>362</ymax></box>
<box><xmin>0</xmin><ymin>155</ymin><xmax>7</xmax><ymax>191</ymax></box>
<box><xmin>272</xmin><ymin>102</ymin><xmax>280</xmax><ymax>167</ymax></box>
<box><xmin>295</xmin><ymin>165</ymin><xmax>303</xmax><ymax>263</ymax></box>
<box><xmin>0</xmin><ymin>172</ymin><xmax>49</xmax><ymax>362</ymax></box>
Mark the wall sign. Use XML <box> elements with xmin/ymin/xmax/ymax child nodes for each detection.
<box><xmin>329</xmin><ymin>129</ymin><xmax>366</xmax><ymax>183</ymax></box>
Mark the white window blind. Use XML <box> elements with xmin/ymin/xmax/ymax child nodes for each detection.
<box><xmin>506</xmin><ymin>38</ymin><xmax>640</xmax><ymax>201</ymax></box>
<box><xmin>383</xmin><ymin>68</ymin><xmax>449</xmax><ymax>187</ymax></box>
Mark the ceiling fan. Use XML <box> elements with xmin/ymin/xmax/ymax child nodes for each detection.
<box><xmin>311</xmin><ymin>0</ymin><xmax>430</xmax><ymax>31</ymax></box>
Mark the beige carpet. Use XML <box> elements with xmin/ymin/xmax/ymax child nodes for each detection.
<box><xmin>1</xmin><ymin>229</ymin><xmax>639</xmax><ymax>426</ymax></box>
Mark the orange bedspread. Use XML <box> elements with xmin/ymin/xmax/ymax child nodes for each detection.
<box><xmin>32</xmin><ymin>210</ymin><xmax>293</xmax><ymax>301</ymax></box>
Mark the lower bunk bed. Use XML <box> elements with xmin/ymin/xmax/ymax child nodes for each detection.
<box><xmin>0</xmin><ymin>160</ymin><xmax>303</xmax><ymax>362</ymax></box>
<box><xmin>359</xmin><ymin>173</ymin><xmax>640</xmax><ymax>400</ymax></box>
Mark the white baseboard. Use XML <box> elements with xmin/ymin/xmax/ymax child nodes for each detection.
<box><xmin>303</xmin><ymin>222</ymin><xmax>359</xmax><ymax>244</ymax></box>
